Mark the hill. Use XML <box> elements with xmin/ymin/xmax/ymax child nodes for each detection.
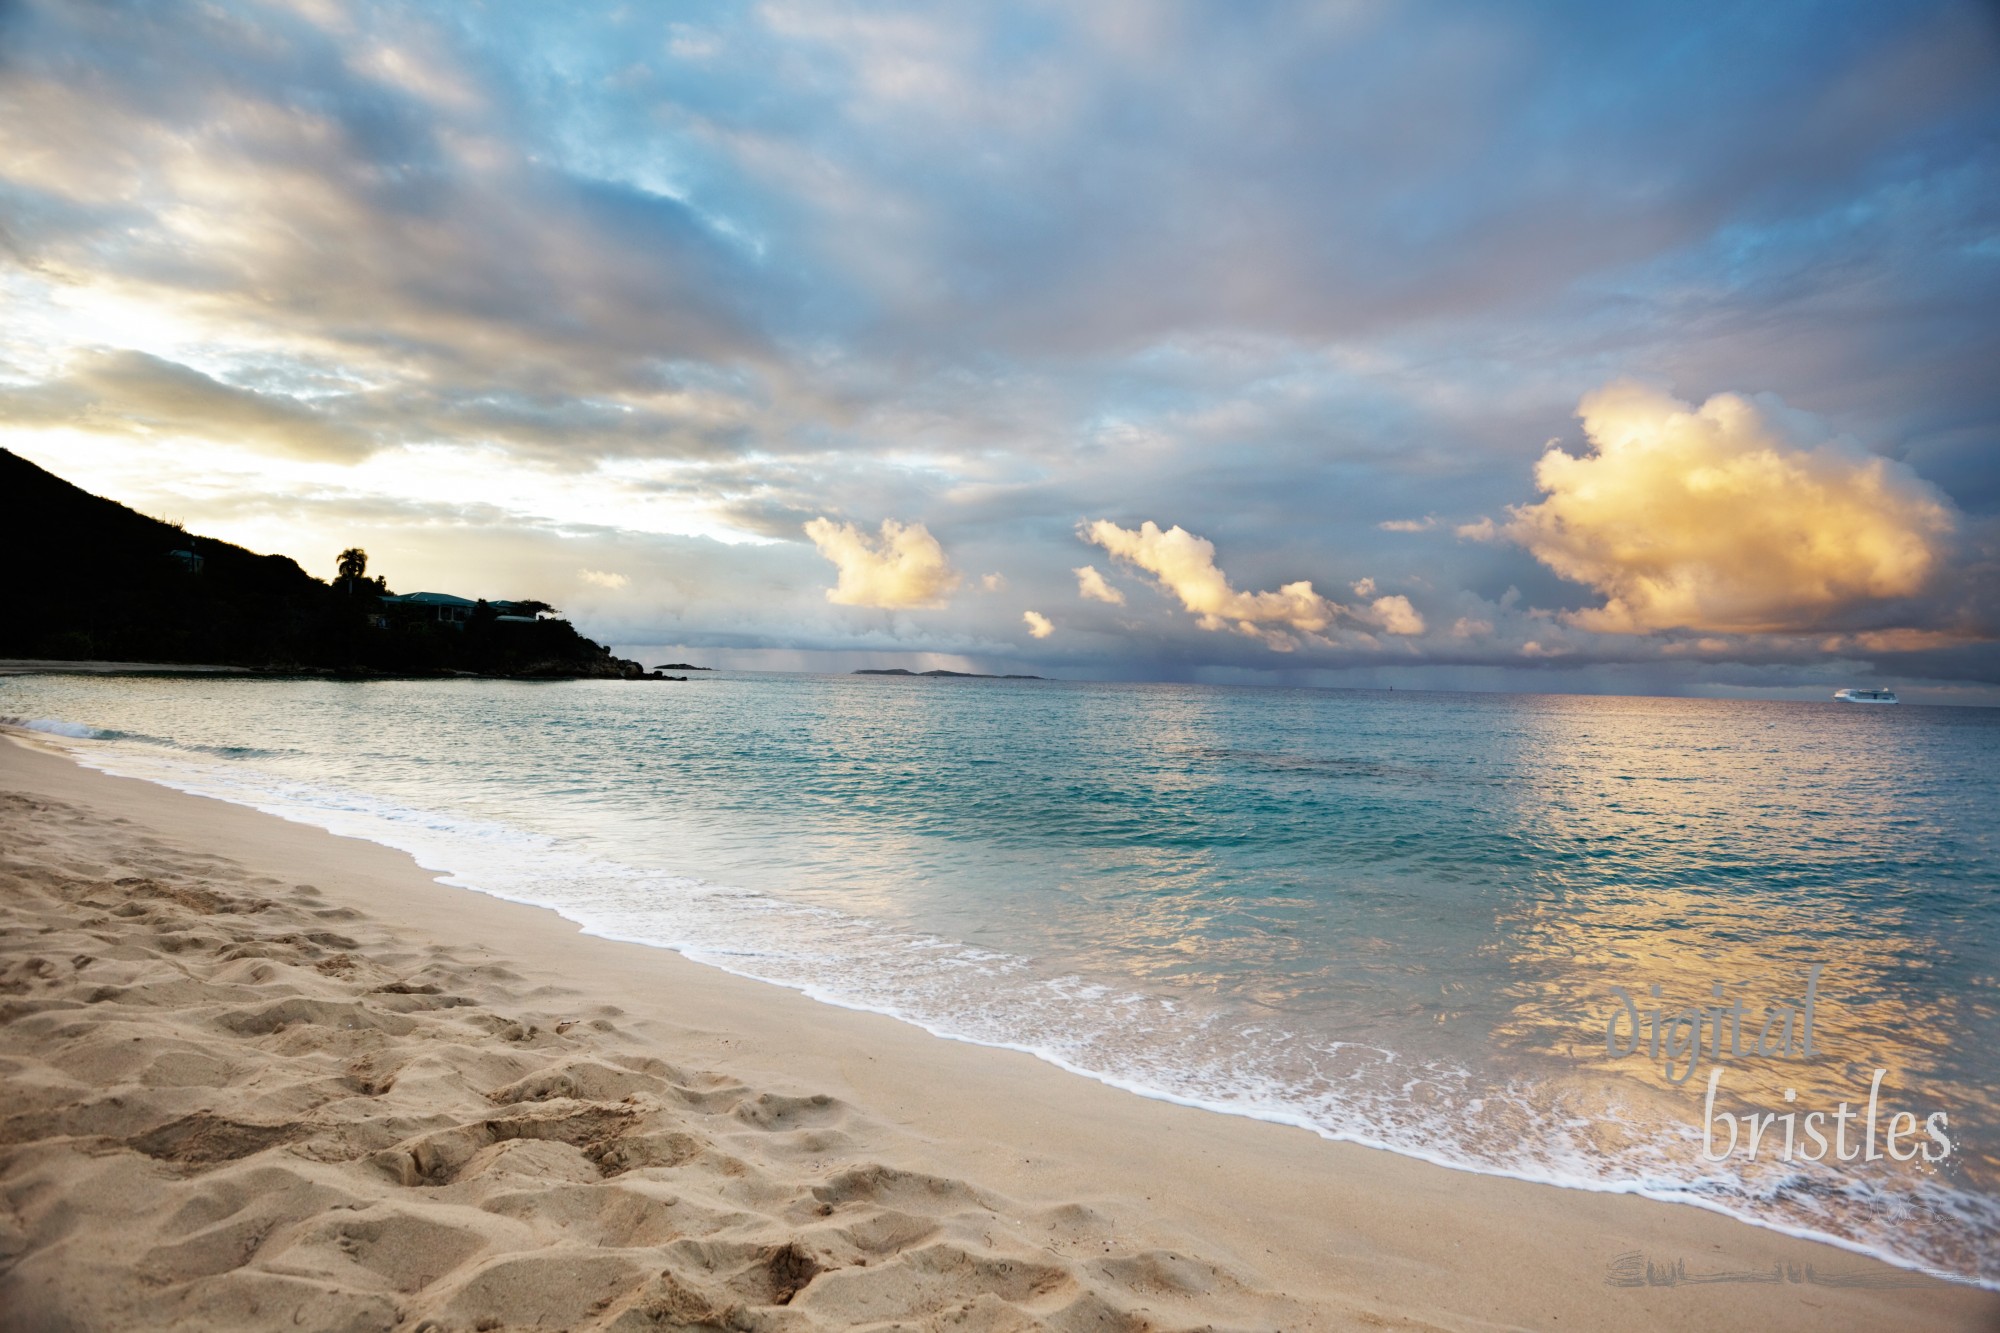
<box><xmin>2</xmin><ymin>449</ymin><xmax>640</xmax><ymax>678</ymax></box>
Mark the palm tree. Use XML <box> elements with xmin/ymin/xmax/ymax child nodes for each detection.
<box><xmin>336</xmin><ymin>547</ymin><xmax>367</xmax><ymax>595</ymax></box>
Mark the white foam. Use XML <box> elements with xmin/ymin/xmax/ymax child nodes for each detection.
<box><xmin>4</xmin><ymin>717</ymin><xmax>103</xmax><ymax>739</ymax></box>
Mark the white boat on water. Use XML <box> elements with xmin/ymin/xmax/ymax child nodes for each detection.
<box><xmin>1834</xmin><ymin>688</ymin><xmax>1900</xmax><ymax>704</ymax></box>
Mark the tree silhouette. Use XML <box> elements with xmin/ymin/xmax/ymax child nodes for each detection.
<box><xmin>336</xmin><ymin>547</ymin><xmax>368</xmax><ymax>595</ymax></box>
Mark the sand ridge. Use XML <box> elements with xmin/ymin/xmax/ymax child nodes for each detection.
<box><xmin>0</xmin><ymin>785</ymin><xmax>1321</xmax><ymax>1332</ymax></box>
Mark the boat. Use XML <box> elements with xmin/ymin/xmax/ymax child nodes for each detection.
<box><xmin>1834</xmin><ymin>688</ymin><xmax>1900</xmax><ymax>704</ymax></box>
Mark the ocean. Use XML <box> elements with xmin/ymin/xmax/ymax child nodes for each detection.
<box><xmin>6</xmin><ymin>672</ymin><xmax>1996</xmax><ymax>1283</ymax></box>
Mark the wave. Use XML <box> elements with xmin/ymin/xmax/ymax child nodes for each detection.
<box><xmin>4</xmin><ymin>716</ymin><xmax>292</xmax><ymax>760</ymax></box>
<box><xmin>3</xmin><ymin>716</ymin><xmax>106</xmax><ymax>739</ymax></box>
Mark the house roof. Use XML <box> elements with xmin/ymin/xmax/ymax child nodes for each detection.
<box><xmin>383</xmin><ymin>591</ymin><xmax>478</xmax><ymax>607</ymax></box>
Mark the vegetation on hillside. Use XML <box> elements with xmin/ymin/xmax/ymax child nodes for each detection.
<box><xmin>4</xmin><ymin>448</ymin><xmax>642</xmax><ymax>678</ymax></box>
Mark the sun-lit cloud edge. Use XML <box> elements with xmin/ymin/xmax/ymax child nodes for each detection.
<box><xmin>1502</xmin><ymin>381</ymin><xmax>1963</xmax><ymax>636</ymax></box>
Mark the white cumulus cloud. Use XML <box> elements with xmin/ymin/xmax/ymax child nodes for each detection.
<box><xmin>1022</xmin><ymin>610</ymin><xmax>1053</xmax><ymax>638</ymax></box>
<box><xmin>1080</xmin><ymin>519</ymin><xmax>1339</xmax><ymax>651</ymax></box>
<box><xmin>1508</xmin><ymin>382</ymin><xmax>1957</xmax><ymax>633</ymax></box>
<box><xmin>1080</xmin><ymin>519</ymin><xmax>1428</xmax><ymax>649</ymax></box>
<box><xmin>1073</xmin><ymin>564</ymin><xmax>1125</xmax><ymax>604</ymax></box>
<box><xmin>803</xmin><ymin>517</ymin><xmax>962</xmax><ymax>609</ymax></box>
<box><xmin>1368</xmin><ymin>594</ymin><xmax>1426</xmax><ymax>636</ymax></box>
<box><xmin>578</xmin><ymin>568</ymin><xmax>629</xmax><ymax>589</ymax></box>
<box><xmin>1455</xmin><ymin>517</ymin><xmax>1500</xmax><ymax>542</ymax></box>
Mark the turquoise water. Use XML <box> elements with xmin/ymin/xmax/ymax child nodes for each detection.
<box><xmin>6</xmin><ymin>673</ymin><xmax>1997</xmax><ymax>1281</ymax></box>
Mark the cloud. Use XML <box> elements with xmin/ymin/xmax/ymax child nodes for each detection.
<box><xmin>1022</xmin><ymin>610</ymin><xmax>1053</xmax><ymax>638</ymax></box>
<box><xmin>1079</xmin><ymin>519</ymin><xmax>1430</xmax><ymax>648</ymax></box>
<box><xmin>803</xmin><ymin>516</ymin><xmax>962</xmax><ymax>609</ymax></box>
<box><xmin>981</xmin><ymin>572</ymin><xmax>1007</xmax><ymax>591</ymax></box>
<box><xmin>0</xmin><ymin>4</ymin><xmax>770</xmax><ymax>475</ymax></box>
<box><xmin>1369</xmin><ymin>594</ymin><xmax>1426</xmax><ymax>636</ymax></box>
<box><xmin>1073</xmin><ymin>564</ymin><xmax>1125</xmax><ymax>604</ymax></box>
<box><xmin>0</xmin><ymin>350</ymin><xmax>375</xmax><ymax>462</ymax></box>
<box><xmin>1081</xmin><ymin>518</ymin><xmax>1340</xmax><ymax>651</ymax></box>
<box><xmin>1378</xmin><ymin>516</ymin><xmax>1437</xmax><ymax>532</ymax></box>
<box><xmin>578</xmin><ymin>568</ymin><xmax>629</xmax><ymax>589</ymax></box>
<box><xmin>1508</xmin><ymin>382</ymin><xmax>1958</xmax><ymax>633</ymax></box>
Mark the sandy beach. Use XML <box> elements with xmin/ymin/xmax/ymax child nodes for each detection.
<box><xmin>2</xmin><ymin>732</ymin><xmax>1994</xmax><ymax>1332</ymax></box>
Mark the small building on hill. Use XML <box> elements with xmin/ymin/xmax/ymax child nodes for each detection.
<box><xmin>382</xmin><ymin>591</ymin><xmax>478</xmax><ymax>626</ymax></box>
<box><xmin>490</xmin><ymin>600</ymin><xmax>554</xmax><ymax>623</ymax></box>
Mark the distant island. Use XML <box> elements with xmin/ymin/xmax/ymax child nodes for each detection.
<box><xmin>652</xmin><ymin>663</ymin><xmax>713</xmax><ymax>671</ymax></box>
<box><xmin>853</xmin><ymin>668</ymin><xmax>1046</xmax><ymax>680</ymax></box>
<box><xmin>3</xmin><ymin>448</ymin><xmax>657</xmax><ymax>681</ymax></box>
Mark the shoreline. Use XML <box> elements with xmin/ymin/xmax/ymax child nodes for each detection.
<box><xmin>0</xmin><ymin>659</ymin><xmax>258</xmax><ymax>677</ymax></box>
<box><xmin>4</xmin><ymin>733</ymin><xmax>1996</xmax><ymax>1330</ymax></box>
<box><xmin>0</xmin><ymin>660</ymin><xmax>675</xmax><ymax>683</ymax></box>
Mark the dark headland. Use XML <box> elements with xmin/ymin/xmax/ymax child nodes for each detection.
<box><xmin>2</xmin><ymin>448</ymin><xmax>655</xmax><ymax>680</ymax></box>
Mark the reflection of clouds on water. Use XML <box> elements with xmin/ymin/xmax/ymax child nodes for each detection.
<box><xmin>1474</xmin><ymin>695</ymin><xmax>1999</xmax><ymax>1276</ymax></box>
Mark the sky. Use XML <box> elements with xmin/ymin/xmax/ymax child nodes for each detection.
<box><xmin>3</xmin><ymin>0</ymin><xmax>1998</xmax><ymax>699</ymax></box>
